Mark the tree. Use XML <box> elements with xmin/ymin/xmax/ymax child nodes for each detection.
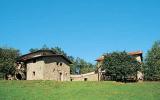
<box><xmin>71</xmin><ymin>57</ymin><xmax>95</xmax><ymax>74</ymax></box>
<box><xmin>29</xmin><ymin>48</ymin><xmax>39</xmax><ymax>53</ymax></box>
<box><xmin>0</xmin><ymin>47</ymin><xmax>20</xmax><ymax>79</ymax></box>
<box><xmin>51</xmin><ymin>46</ymin><xmax>67</xmax><ymax>57</ymax></box>
<box><xmin>42</xmin><ymin>44</ymin><xmax>49</xmax><ymax>50</ymax></box>
<box><xmin>144</xmin><ymin>41</ymin><xmax>160</xmax><ymax>81</ymax></box>
<box><xmin>102</xmin><ymin>51</ymin><xmax>141</xmax><ymax>82</ymax></box>
<box><xmin>29</xmin><ymin>44</ymin><xmax>49</xmax><ymax>52</ymax></box>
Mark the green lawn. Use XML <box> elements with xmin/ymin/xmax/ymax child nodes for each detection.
<box><xmin>0</xmin><ymin>81</ymin><xmax>160</xmax><ymax>100</ymax></box>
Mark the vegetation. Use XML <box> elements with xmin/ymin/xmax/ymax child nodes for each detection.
<box><xmin>102</xmin><ymin>51</ymin><xmax>141</xmax><ymax>82</ymax></box>
<box><xmin>0</xmin><ymin>47</ymin><xmax>20</xmax><ymax>79</ymax></box>
<box><xmin>71</xmin><ymin>57</ymin><xmax>95</xmax><ymax>74</ymax></box>
<box><xmin>0</xmin><ymin>81</ymin><xmax>160</xmax><ymax>100</ymax></box>
<box><xmin>143</xmin><ymin>41</ymin><xmax>160</xmax><ymax>81</ymax></box>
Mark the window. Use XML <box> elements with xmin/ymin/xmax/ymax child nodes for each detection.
<box><xmin>33</xmin><ymin>71</ymin><xmax>35</xmax><ymax>76</ymax></box>
<box><xmin>56</xmin><ymin>62</ymin><xmax>62</xmax><ymax>66</ymax></box>
<box><xmin>84</xmin><ymin>78</ymin><xmax>88</xmax><ymax>81</ymax></box>
<box><xmin>33</xmin><ymin>59</ymin><xmax>36</xmax><ymax>63</ymax></box>
<box><xmin>56</xmin><ymin>62</ymin><xmax>59</xmax><ymax>65</ymax></box>
<box><xmin>43</xmin><ymin>53</ymin><xmax>47</xmax><ymax>55</ymax></box>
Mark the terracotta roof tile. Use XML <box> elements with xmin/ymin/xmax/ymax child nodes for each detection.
<box><xmin>128</xmin><ymin>51</ymin><xmax>143</xmax><ymax>56</ymax></box>
<box><xmin>95</xmin><ymin>51</ymin><xmax>143</xmax><ymax>62</ymax></box>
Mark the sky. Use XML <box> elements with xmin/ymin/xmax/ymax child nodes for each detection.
<box><xmin>0</xmin><ymin>0</ymin><xmax>160</xmax><ymax>63</ymax></box>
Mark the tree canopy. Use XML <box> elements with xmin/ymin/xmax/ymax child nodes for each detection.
<box><xmin>0</xmin><ymin>47</ymin><xmax>20</xmax><ymax>79</ymax></box>
<box><xmin>71</xmin><ymin>57</ymin><xmax>95</xmax><ymax>74</ymax></box>
<box><xmin>144</xmin><ymin>41</ymin><xmax>160</xmax><ymax>81</ymax></box>
<box><xmin>101</xmin><ymin>51</ymin><xmax>141</xmax><ymax>82</ymax></box>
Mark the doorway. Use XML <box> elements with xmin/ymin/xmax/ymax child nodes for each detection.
<box><xmin>59</xmin><ymin>73</ymin><xmax>63</xmax><ymax>81</ymax></box>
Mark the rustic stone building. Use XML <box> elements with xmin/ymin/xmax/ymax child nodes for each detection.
<box><xmin>15</xmin><ymin>50</ymin><xmax>72</xmax><ymax>81</ymax></box>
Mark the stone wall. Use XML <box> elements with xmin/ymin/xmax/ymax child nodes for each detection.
<box><xmin>26</xmin><ymin>56</ymin><xmax>70</xmax><ymax>81</ymax></box>
<box><xmin>26</xmin><ymin>58</ymin><xmax>44</xmax><ymax>80</ymax></box>
<box><xmin>70</xmin><ymin>72</ymin><xmax>98</xmax><ymax>81</ymax></box>
<box><xmin>134</xmin><ymin>55</ymin><xmax>142</xmax><ymax>62</ymax></box>
<box><xmin>43</xmin><ymin>56</ymin><xmax>70</xmax><ymax>81</ymax></box>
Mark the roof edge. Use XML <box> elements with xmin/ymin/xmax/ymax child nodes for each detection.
<box><xmin>20</xmin><ymin>50</ymin><xmax>56</xmax><ymax>58</ymax></box>
<box><xmin>18</xmin><ymin>54</ymin><xmax>73</xmax><ymax>64</ymax></box>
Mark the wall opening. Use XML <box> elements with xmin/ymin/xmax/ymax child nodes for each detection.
<box><xmin>84</xmin><ymin>78</ymin><xmax>88</xmax><ymax>81</ymax></box>
<box><xmin>33</xmin><ymin>59</ymin><xmax>36</xmax><ymax>63</ymax></box>
<box><xmin>16</xmin><ymin>73</ymin><xmax>22</xmax><ymax>80</ymax></box>
<box><xmin>33</xmin><ymin>71</ymin><xmax>35</xmax><ymax>76</ymax></box>
<box><xmin>60</xmin><ymin>63</ymin><xmax>63</xmax><ymax>66</ymax></box>
<box><xmin>60</xmin><ymin>73</ymin><xmax>62</xmax><ymax>81</ymax></box>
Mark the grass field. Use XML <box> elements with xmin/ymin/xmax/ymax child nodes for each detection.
<box><xmin>0</xmin><ymin>81</ymin><xmax>160</xmax><ymax>100</ymax></box>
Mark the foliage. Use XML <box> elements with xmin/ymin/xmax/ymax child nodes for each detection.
<box><xmin>144</xmin><ymin>41</ymin><xmax>160</xmax><ymax>81</ymax></box>
<box><xmin>0</xmin><ymin>81</ymin><xmax>160</xmax><ymax>100</ymax></box>
<box><xmin>29</xmin><ymin>44</ymin><xmax>49</xmax><ymax>52</ymax></box>
<box><xmin>71</xmin><ymin>57</ymin><xmax>95</xmax><ymax>74</ymax></box>
<box><xmin>29</xmin><ymin>48</ymin><xmax>39</xmax><ymax>52</ymax></box>
<box><xmin>51</xmin><ymin>46</ymin><xmax>67</xmax><ymax>57</ymax></box>
<box><xmin>0</xmin><ymin>47</ymin><xmax>20</xmax><ymax>78</ymax></box>
<box><xmin>102</xmin><ymin>51</ymin><xmax>141</xmax><ymax>82</ymax></box>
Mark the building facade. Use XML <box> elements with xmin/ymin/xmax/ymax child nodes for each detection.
<box><xmin>15</xmin><ymin>50</ymin><xmax>72</xmax><ymax>81</ymax></box>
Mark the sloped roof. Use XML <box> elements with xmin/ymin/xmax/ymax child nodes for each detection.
<box><xmin>95</xmin><ymin>57</ymin><xmax>104</xmax><ymax>62</ymax></box>
<box><xmin>20</xmin><ymin>50</ymin><xmax>56</xmax><ymax>58</ymax></box>
<box><xmin>95</xmin><ymin>51</ymin><xmax>143</xmax><ymax>62</ymax></box>
<box><xmin>128</xmin><ymin>51</ymin><xmax>143</xmax><ymax>56</ymax></box>
<box><xmin>17</xmin><ymin>50</ymin><xmax>72</xmax><ymax>64</ymax></box>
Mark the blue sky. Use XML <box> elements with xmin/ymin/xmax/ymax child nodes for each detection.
<box><xmin>0</xmin><ymin>0</ymin><xmax>160</xmax><ymax>63</ymax></box>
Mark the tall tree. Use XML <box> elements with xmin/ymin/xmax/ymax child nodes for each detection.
<box><xmin>0</xmin><ymin>47</ymin><xmax>20</xmax><ymax>79</ymax></box>
<box><xmin>102</xmin><ymin>51</ymin><xmax>141</xmax><ymax>82</ymax></box>
<box><xmin>144</xmin><ymin>41</ymin><xmax>160</xmax><ymax>81</ymax></box>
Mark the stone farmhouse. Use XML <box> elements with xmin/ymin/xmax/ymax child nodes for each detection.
<box><xmin>15</xmin><ymin>50</ymin><xmax>72</xmax><ymax>81</ymax></box>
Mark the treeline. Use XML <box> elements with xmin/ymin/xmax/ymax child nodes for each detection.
<box><xmin>0</xmin><ymin>40</ymin><xmax>160</xmax><ymax>81</ymax></box>
<box><xmin>101</xmin><ymin>40</ymin><xmax>160</xmax><ymax>82</ymax></box>
<box><xmin>0</xmin><ymin>45</ymin><xmax>95</xmax><ymax>79</ymax></box>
